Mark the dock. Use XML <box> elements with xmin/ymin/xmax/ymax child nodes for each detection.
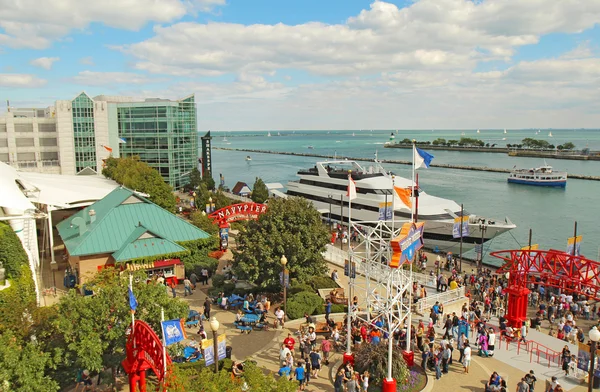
<box><xmin>214</xmin><ymin>147</ymin><xmax>600</xmax><ymax>181</ymax></box>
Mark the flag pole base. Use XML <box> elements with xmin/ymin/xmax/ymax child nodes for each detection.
<box><xmin>382</xmin><ymin>378</ymin><xmax>397</xmax><ymax>392</ymax></box>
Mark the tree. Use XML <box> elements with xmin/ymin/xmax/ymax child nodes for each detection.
<box><xmin>189</xmin><ymin>168</ymin><xmax>202</xmax><ymax>189</ymax></box>
<box><xmin>559</xmin><ymin>142</ymin><xmax>576</xmax><ymax>150</ymax></box>
<box><xmin>233</xmin><ymin>197</ymin><xmax>329</xmax><ymax>288</ymax></box>
<box><xmin>102</xmin><ymin>156</ymin><xmax>176</xmax><ymax>212</ymax></box>
<box><xmin>251</xmin><ymin>177</ymin><xmax>269</xmax><ymax>203</ymax></box>
<box><xmin>432</xmin><ymin>138</ymin><xmax>446</xmax><ymax>146</ymax></box>
<box><xmin>0</xmin><ymin>330</ymin><xmax>60</xmax><ymax>392</ymax></box>
<box><xmin>446</xmin><ymin>140</ymin><xmax>458</xmax><ymax>146</ymax></box>
<box><xmin>54</xmin><ymin>269</ymin><xmax>188</xmax><ymax>375</ymax></box>
<box><xmin>521</xmin><ymin>138</ymin><xmax>551</xmax><ymax>149</ymax></box>
<box><xmin>399</xmin><ymin>138</ymin><xmax>412</xmax><ymax>144</ymax></box>
<box><xmin>353</xmin><ymin>343</ymin><xmax>409</xmax><ymax>386</ymax></box>
<box><xmin>189</xmin><ymin>211</ymin><xmax>219</xmax><ymax>235</ymax></box>
<box><xmin>202</xmin><ymin>172</ymin><xmax>216</xmax><ymax>191</ymax></box>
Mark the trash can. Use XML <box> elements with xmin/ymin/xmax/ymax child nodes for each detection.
<box><xmin>402</xmin><ymin>351</ymin><xmax>414</xmax><ymax>367</ymax></box>
<box><xmin>226</xmin><ymin>346</ymin><xmax>232</xmax><ymax>359</ymax></box>
<box><xmin>594</xmin><ymin>374</ymin><xmax>600</xmax><ymax>389</ymax></box>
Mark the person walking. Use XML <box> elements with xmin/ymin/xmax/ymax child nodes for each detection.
<box><xmin>169</xmin><ymin>279</ymin><xmax>177</xmax><ymax>298</ymax></box>
<box><xmin>309</xmin><ymin>347</ymin><xmax>322</xmax><ymax>379</ymax></box>
<box><xmin>517</xmin><ymin>377</ymin><xmax>530</xmax><ymax>392</ymax></box>
<box><xmin>189</xmin><ymin>271</ymin><xmax>198</xmax><ymax>290</ymax></box>
<box><xmin>520</xmin><ymin>323</ymin><xmax>528</xmax><ymax>343</ymax></box>
<box><xmin>183</xmin><ymin>277</ymin><xmax>193</xmax><ymax>296</ymax></box>
<box><xmin>294</xmin><ymin>362</ymin><xmax>306</xmax><ymax>391</ymax></box>
<box><xmin>333</xmin><ymin>368</ymin><xmax>346</xmax><ymax>392</ymax></box>
<box><xmin>524</xmin><ymin>370</ymin><xmax>537</xmax><ymax>392</ymax></box>
<box><xmin>321</xmin><ymin>338</ymin><xmax>332</xmax><ymax>366</ymax></box>
<box><xmin>203</xmin><ymin>297</ymin><xmax>211</xmax><ymax>320</ymax></box>
<box><xmin>463</xmin><ymin>341</ymin><xmax>471</xmax><ymax>374</ymax></box>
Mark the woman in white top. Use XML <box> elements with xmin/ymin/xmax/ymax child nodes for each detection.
<box><xmin>487</xmin><ymin>329</ymin><xmax>496</xmax><ymax>356</ymax></box>
<box><xmin>362</xmin><ymin>371</ymin><xmax>370</xmax><ymax>390</ymax></box>
<box><xmin>463</xmin><ymin>343</ymin><xmax>472</xmax><ymax>374</ymax></box>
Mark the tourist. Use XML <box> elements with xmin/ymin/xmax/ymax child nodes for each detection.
<box><xmin>488</xmin><ymin>328</ymin><xmax>496</xmax><ymax>356</ymax></box>
<box><xmin>520</xmin><ymin>323</ymin><xmax>528</xmax><ymax>343</ymax></box>
<box><xmin>77</xmin><ymin>369</ymin><xmax>93</xmax><ymax>391</ymax></box>
<box><xmin>361</xmin><ymin>370</ymin><xmax>370</xmax><ymax>391</ymax></box>
<box><xmin>278</xmin><ymin>361</ymin><xmax>292</xmax><ymax>379</ymax></box>
<box><xmin>421</xmin><ymin>345</ymin><xmax>431</xmax><ymax>372</ymax></box>
<box><xmin>283</xmin><ymin>333</ymin><xmax>296</xmax><ymax>354</ymax></box>
<box><xmin>517</xmin><ymin>377</ymin><xmax>530</xmax><ymax>392</ymax></box>
<box><xmin>331</xmin><ymin>269</ymin><xmax>339</xmax><ymax>283</ymax></box>
<box><xmin>560</xmin><ymin>346</ymin><xmax>571</xmax><ymax>376</ymax></box>
<box><xmin>286</xmin><ymin>352</ymin><xmax>294</xmax><ymax>369</ymax></box>
<box><xmin>280</xmin><ymin>343</ymin><xmax>291</xmax><ymax>363</ymax></box>
<box><xmin>200</xmin><ymin>268</ymin><xmax>209</xmax><ymax>285</ymax></box>
<box><xmin>441</xmin><ymin>343</ymin><xmax>451</xmax><ymax>373</ymax></box>
<box><xmin>307</xmin><ymin>327</ymin><xmax>317</xmax><ymax>349</ymax></box>
<box><xmin>484</xmin><ymin>371</ymin><xmax>501</xmax><ymax>392</ymax></box>
<box><xmin>275</xmin><ymin>307</ymin><xmax>285</xmax><ymax>327</ymax></box>
<box><xmin>463</xmin><ymin>341</ymin><xmax>471</xmax><ymax>374</ymax></box>
<box><xmin>169</xmin><ymin>280</ymin><xmax>177</xmax><ymax>298</ymax></box>
<box><xmin>189</xmin><ymin>271</ymin><xmax>198</xmax><ymax>289</ymax></box>
<box><xmin>333</xmin><ymin>368</ymin><xmax>346</xmax><ymax>392</ymax></box>
<box><xmin>203</xmin><ymin>297</ymin><xmax>211</xmax><ymax>320</ymax></box>
<box><xmin>325</xmin><ymin>298</ymin><xmax>333</xmax><ymax>322</ymax></box>
<box><xmin>321</xmin><ymin>338</ymin><xmax>332</xmax><ymax>365</ymax></box>
<box><xmin>183</xmin><ymin>277</ymin><xmax>193</xmax><ymax>296</ymax></box>
<box><xmin>346</xmin><ymin>372</ymin><xmax>358</xmax><ymax>392</ymax></box>
<box><xmin>524</xmin><ymin>370</ymin><xmax>537</xmax><ymax>392</ymax></box>
<box><xmin>220</xmin><ymin>294</ymin><xmax>228</xmax><ymax>310</ymax></box>
<box><xmin>433</xmin><ymin>345</ymin><xmax>442</xmax><ymax>379</ymax></box>
<box><xmin>546</xmin><ymin>376</ymin><xmax>559</xmax><ymax>392</ymax></box>
<box><xmin>416</xmin><ymin>320</ymin><xmax>425</xmax><ymax>351</ymax></box>
<box><xmin>232</xmin><ymin>361</ymin><xmax>245</xmax><ymax>377</ymax></box>
<box><xmin>309</xmin><ymin>347</ymin><xmax>322</xmax><ymax>378</ymax></box>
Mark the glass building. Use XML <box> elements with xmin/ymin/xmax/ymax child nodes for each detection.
<box><xmin>72</xmin><ymin>93</ymin><xmax>97</xmax><ymax>173</ymax></box>
<box><xmin>115</xmin><ymin>95</ymin><xmax>197</xmax><ymax>189</ymax></box>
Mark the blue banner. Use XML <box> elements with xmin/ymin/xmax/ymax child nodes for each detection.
<box><xmin>203</xmin><ymin>343</ymin><xmax>215</xmax><ymax>366</ymax></box>
<box><xmin>128</xmin><ymin>287</ymin><xmax>138</xmax><ymax>312</ymax></box>
<box><xmin>217</xmin><ymin>334</ymin><xmax>227</xmax><ymax>361</ymax></box>
<box><xmin>161</xmin><ymin>319</ymin><xmax>186</xmax><ymax>346</ymax></box>
<box><xmin>452</xmin><ymin>217</ymin><xmax>469</xmax><ymax>239</ymax></box>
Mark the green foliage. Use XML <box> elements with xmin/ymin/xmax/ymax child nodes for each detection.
<box><xmin>166</xmin><ymin>361</ymin><xmax>297</xmax><ymax>392</ymax></box>
<box><xmin>233</xmin><ymin>197</ymin><xmax>329</xmax><ymax>288</ymax></box>
<box><xmin>0</xmin><ymin>222</ymin><xmax>30</xmax><ymax>279</ymax></box>
<box><xmin>399</xmin><ymin>138</ymin><xmax>412</xmax><ymax>144</ymax></box>
<box><xmin>102</xmin><ymin>156</ymin><xmax>176</xmax><ymax>212</ymax></box>
<box><xmin>288</xmin><ymin>283</ymin><xmax>314</xmax><ymax>296</ymax></box>
<box><xmin>211</xmin><ymin>275</ymin><xmax>226</xmax><ymax>289</ymax></box>
<box><xmin>189</xmin><ymin>211</ymin><xmax>219</xmax><ymax>235</ymax></box>
<box><xmin>176</xmin><ymin>358</ymin><xmax>233</xmax><ymax>372</ymax></box>
<box><xmin>457</xmin><ymin>137</ymin><xmax>484</xmax><ymax>147</ymax></box>
<box><xmin>522</xmin><ymin>138</ymin><xmax>552</xmax><ymax>149</ymax></box>
<box><xmin>203</xmin><ymin>172</ymin><xmax>216</xmax><ymax>191</ymax></box>
<box><xmin>558</xmin><ymin>142</ymin><xmax>576</xmax><ymax>150</ymax></box>
<box><xmin>251</xmin><ymin>177</ymin><xmax>269</xmax><ymax>203</ymax></box>
<box><xmin>222</xmin><ymin>283</ymin><xmax>236</xmax><ymax>296</ymax></box>
<box><xmin>0</xmin><ymin>265</ymin><xmax>36</xmax><ymax>338</ymax></box>
<box><xmin>431</xmin><ymin>138</ymin><xmax>446</xmax><ymax>146</ymax></box>
<box><xmin>0</xmin><ymin>330</ymin><xmax>60</xmax><ymax>392</ymax></box>
<box><xmin>54</xmin><ymin>269</ymin><xmax>188</xmax><ymax>374</ymax></box>
<box><xmin>286</xmin><ymin>291</ymin><xmax>323</xmax><ymax>320</ymax></box>
<box><xmin>189</xmin><ymin>168</ymin><xmax>202</xmax><ymax>189</ymax></box>
<box><xmin>313</xmin><ymin>303</ymin><xmax>346</xmax><ymax>315</ymax></box>
<box><xmin>307</xmin><ymin>275</ymin><xmax>338</xmax><ymax>290</ymax></box>
<box><xmin>446</xmin><ymin>139</ymin><xmax>458</xmax><ymax>146</ymax></box>
<box><xmin>353</xmin><ymin>343</ymin><xmax>409</xmax><ymax>386</ymax></box>
<box><xmin>178</xmin><ymin>237</ymin><xmax>219</xmax><ymax>276</ymax></box>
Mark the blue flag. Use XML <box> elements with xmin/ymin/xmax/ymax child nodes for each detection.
<box><xmin>128</xmin><ymin>287</ymin><xmax>138</xmax><ymax>312</ymax></box>
<box><xmin>415</xmin><ymin>147</ymin><xmax>434</xmax><ymax>169</ymax></box>
<box><xmin>161</xmin><ymin>319</ymin><xmax>186</xmax><ymax>346</ymax></box>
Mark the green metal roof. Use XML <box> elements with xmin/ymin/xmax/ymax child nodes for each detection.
<box><xmin>111</xmin><ymin>225</ymin><xmax>187</xmax><ymax>262</ymax></box>
<box><xmin>57</xmin><ymin>187</ymin><xmax>209</xmax><ymax>257</ymax></box>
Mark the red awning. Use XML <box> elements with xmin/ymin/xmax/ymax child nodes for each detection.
<box><xmin>153</xmin><ymin>259</ymin><xmax>181</xmax><ymax>268</ymax></box>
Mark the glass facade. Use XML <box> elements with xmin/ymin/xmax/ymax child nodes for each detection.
<box><xmin>117</xmin><ymin>96</ymin><xmax>197</xmax><ymax>189</ymax></box>
<box><xmin>72</xmin><ymin>93</ymin><xmax>97</xmax><ymax>172</ymax></box>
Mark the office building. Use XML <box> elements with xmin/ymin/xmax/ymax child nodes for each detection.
<box><xmin>0</xmin><ymin>93</ymin><xmax>197</xmax><ymax>189</ymax></box>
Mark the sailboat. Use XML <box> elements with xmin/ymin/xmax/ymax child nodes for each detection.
<box><xmin>395</xmin><ymin>129</ymin><xmax>399</xmax><ymax>135</ymax></box>
<box><xmin>223</xmin><ymin>136</ymin><xmax>228</xmax><ymax>142</ymax></box>
<box><xmin>504</xmin><ymin>129</ymin><xmax>507</xmax><ymax>134</ymax></box>
<box><xmin>461</xmin><ymin>132</ymin><xmax>466</xmax><ymax>136</ymax></box>
<box><xmin>267</xmin><ymin>132</ymin><xmax>271</xmax><ymax>137</ymax></box>
<box><xmin>278</xmin><ymin>132</ymin><xmax>281</xmax><ymax>136</ymax></box>
<box><xmin>352</xmin><ymin>132</ymin><xmax>356</xmax><ymax>137</ymax></box>
<box><xmin>477</xmin><ymin>129</ymin><xmax>480</xmax><ymax>134</ymax></box>
<box><xmin>548</xmin><ymin>131</ymin><xmax>553</xmax><ymax>137</ymax></box>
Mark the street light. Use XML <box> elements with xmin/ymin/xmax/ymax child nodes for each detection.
<box><xmin>280</xmin><ymin>255</ymin><xmax>288</xmax><ymax>327</ymax></box>
<box><xmin>478</xmin><ymin>221</ymin><xmax>488</xmax><ymax>273</ymax></box>
<box><xmin>210</xmin><ymin>316</ymin><xmax>220</xmax><ymax>373</ymax></box>
<box><xmin>589</xmin><ymin>326</ymin><xmax>600</xmax><ymax>392</ymax></box>
<box><xmin>328</xmin><ymin>194</ymin><xmax>333</xmax><ymax>229</ymax></box>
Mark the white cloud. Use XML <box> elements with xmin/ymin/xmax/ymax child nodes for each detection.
<box><xmin>79</xmin><ymin>56</ymin><xmax>95</xmax><ymax>66</ymax></box>
<box><xmin>561</xmin><ymin>41</ymin><xmax>594</xmax><ymax>60</ymax></box>
<box><xmin>0</xmin><ymin>73</ymin><xmax>46</xmax><ymax>88</ymax></box>
<box><xmin>0</xmin><ymin>0</ymin><xmax>225</xmax><ymax>49</ymax></box>
<box><xmin>30</xmin><ymin>56</ymin><xmax>60</xmax><ymax>70</ymax></box>
<box><xmin>70</xmin><ymin>71</ymin><xmax>163</xmax><ymax>86</ymax></box>
<box><xmin>121</xmin><ymin>0</ymin><xmax>600</xmax><ymax>78</ymax></box>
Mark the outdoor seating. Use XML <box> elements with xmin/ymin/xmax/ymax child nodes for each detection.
<box><xmin>183</xmin><ymin>346</ymin><xmax>202</xmax><ymax>362</ymax></box>
<box><xmin>185</xmin><ymin>319</ymin><xmax>199</xmax><ymax>328</ymax></box>
<box><xmin>236</xmin><ymin>325</ymin><xmax>252</xmax><ymax>334</ymax></box>
<box><xmin>315</xmin><ymin>321</ymin><xmax>342</xmax><ymax>334</ymax></box>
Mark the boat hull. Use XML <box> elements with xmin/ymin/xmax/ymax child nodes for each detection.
<box><xmin>507</xmin><ymin>178</ymin><xmax>566</xmax><ymax>187</ymax></box>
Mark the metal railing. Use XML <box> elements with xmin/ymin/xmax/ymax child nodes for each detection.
<box><xmin>412</xmin><ymin>271</ymin><xmax>437</xmax><ymax>288</ymax></box>
<box><xmin>221</xmin><ymin>191</ymin><xmax>252</xmax><ymax>203</ymax></box>
<box><xmin>416</xmin><ymin>286</ymin><xmax>465</xmax><ymax>314</ymax></box>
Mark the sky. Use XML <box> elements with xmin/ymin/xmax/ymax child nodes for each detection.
<box><xmin>1</xmin><ymin>0</ymin><xmax>600</xmax><ymax>131</ymax></box>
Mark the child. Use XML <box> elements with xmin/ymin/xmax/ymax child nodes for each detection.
<box><xmin>295</xmin><ymin>362</ymin><xmax>306</xmax><ymax>391</ymax></box>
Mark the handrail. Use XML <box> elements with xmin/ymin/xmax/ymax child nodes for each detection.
<box><xmin>487</xmin><ymin>325</ymin><xmax>562</xmax><ymax>368</ymax></box>
<box><xmin>416</xmin><ymin>286</ymin><xmax>465</xmax><ymax>314</ymax></box>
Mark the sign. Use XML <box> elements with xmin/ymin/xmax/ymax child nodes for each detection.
<box><xmin>452</xmin><ymin>216</ymin><xmax>469</xmax><ymax>239</ymax></box>
<box><xmin>390</xmin><ymin>222</ymin><xmax>425</xmax><ymax>268</ymax></box>
<box><xmin>201</xmin><ymin>131</ymin><xmax>213</xmax><ymax>177</ymax></box>
<box><xmin>378</xmin><ymin>202</ymin><xmax>393</xmax><ymax>221</ymax></box>
<box><xmin>219</xmin><ymin>227</ymin><xmax>229</xmax><ymax>250</ymax></box>
<box><xmin>217</xmin><ymin>334</ymin><xmax>227</xmax><ymax>361</ymax></box>
<box><xmin>344</xmin><ymin>259</ymin><xmax>356</xmax><ymax>279</ymax></box>
<box><xmin>578</xmin><ymin>342</ymin><xmax>591</xmax><ymax>372</ymax></box>
<box><xmin>521</xmin><ymin>244</ymin><xmax>539</xmax><ymax>251</ymax></box>
<box><xmin>202</xmin><ymin>339</ymin><xmax>215</xmax><ymax>366</ymax></box>
<box><xmin>567</xmin><ymin>235</ymin><xmax>583</xmax><ymax>256</ymax></box>
<box><xmin>208</xmin><ymin>202</ymin><xmax>268</xmax><ymax>226</ymax></box>
<box><xmin>161</xmin><ymin>319</ymin><xmax>187</xmax><ymax>346</ymax></box>
<box><xmin>125</xmin><ymin>258</ymin><xmax>181</xmax><ymax>272</ymax></box>
<box><xmin>279</xmin><ymin>269</ymin><xmax>290</xmax><ymax>287</ymax></box>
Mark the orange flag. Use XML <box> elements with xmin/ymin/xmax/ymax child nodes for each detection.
<box><xmin>394</xmin><ymin>186</ymin><xmax>412</xmax><ymax>209</ymax></box>
<box><xmin>102</xmin><ymin>145</ymin><xmax>113</xmax><ymax>153</ymax></box>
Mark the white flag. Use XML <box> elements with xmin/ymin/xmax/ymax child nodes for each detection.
<box><xmin>347</xmin><ymin>176</ymin><xmax>357</xmax><ymax>200</ymax></box>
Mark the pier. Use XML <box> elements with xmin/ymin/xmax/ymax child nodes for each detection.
<box><xmin>215</xmin><ymin>147</ymin><xmax>600</xmax><ymax>181</ymax></box>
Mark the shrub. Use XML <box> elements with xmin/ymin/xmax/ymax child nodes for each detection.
<box><xmin>308</xmin><ymin>276</ymin><xmax>338</xmax><ymax>290</ymax></box>
<box><xmin>286</xmin><ymin>291</ymin><xmax>323</xmax><ymax>319</ymax></box>
<box><xmin>353</xmin><ymin>342</ymin><xmax>409</xmax><ymax>386</ymax></box>
<box><xmin>222</xmin><ymin>283</ymin><xmax>236</xmax><ymax>296</ymax></box>
<box><xmin>0</xmin><ymin>265</ymin><xmax>36</xmax><ymax>337</ymax></box>
<box><xmin>211</xmin><ymin>275</ymin><xmax>226</xmax><ymax>289</ymax></box>
<box><xmin>313</xmin><ymin>303</ymin><xmax>346</xmax><ymax>315</ymax></box>
<box><xmin>288</xmin><ymin>283</ymin><xmax>314</xmax><ymax>296</ymax></box>
<box><xmin>176</xmin><ymin>358</ymin><xmax>233</xmax><ymax>372</ymax></box>
<box><xmin>286</xmin><ymin>300</ymin><xmax>312</xmax><ymax>320</ymax></box>
<box><xmin>0</xmin><ymin>222</ymin><xmax>29</xmax><ymax>279</ymax></box>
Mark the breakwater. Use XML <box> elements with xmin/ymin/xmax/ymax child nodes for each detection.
<box><xmin>215</xmin><ymin>147</ymin><xmax>600</xmax><ymax>181</ymax></box>
<box><xmin>385</xmin><ymin>143</ymin><xmax>600</xmax><ymax>160</ymax></box>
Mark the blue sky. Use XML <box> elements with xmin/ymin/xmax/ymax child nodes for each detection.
<box><xmin>1</xmin><ymin>0</ymin><xmax>600</xmax><ymax>130</ymax></box>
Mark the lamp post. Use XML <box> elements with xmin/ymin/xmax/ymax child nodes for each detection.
<box><xmin>328</xmin><ymin>194</ymin><xmax>333</xmax><ymax>229</ymax></box>
<box><xmin>280</xmin><ymin>255</ymin><xmax>288</xmax><ymax>327</ymax></box>
<box><xmin>589</xmin><ymin>326</ymin><xmax>600</xmax><ymax>392</ymax></box>
<box><xmin>210</xmin><ymin>317</ymin><xmax>220</xmax><ymax>373</ymax></box>
<box><xmin>478</xmin><ymin>221</ymin><xmax>488</xmax><ymax>273</ymax></box>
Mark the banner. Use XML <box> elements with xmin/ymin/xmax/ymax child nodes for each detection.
<box><xmin>521</xmin><ymin>244</ymin><xmax>539</xmax><ymax>251</ymax></box>
<box><xmin>567</xmin><ymin>235</ymin><xmax>583</xmax><ymax>256</ymax></box>
<box><xmin>217</xmin><ymin>334</ymin><xmax>227</xmax><ymax>361</ymax></box>
<box><xmin>279</xmin><ymin>269</ymin><xmax>290</xmax><ymax>287</ymax></box>
<box><xmin>203</xmin><ymin>338</ymin><xmax>215</xmax><ymax>366</ymax></box>
<box><xmin>390</xmin><ymin>222</ymin><xmax>425</xmax><ymax>268</ymax></box>
<box><xmin>452</xmin><ymin>216</ymin><xmax>469</xmax><ymax>239</ymax></box>
<box><xmin>161</xmin><ymin>319</ymin><xmax>187</xmax><ymax>346</ymax></box>
<box><xmin>344</xmin><ymin>259</ymin><xmax>356</xmax><ymax>279</ymax></box>
<box><xmin>378</xmin><ymin>202</ymin><xmax>393</xmax><ymax>221</ymax></box>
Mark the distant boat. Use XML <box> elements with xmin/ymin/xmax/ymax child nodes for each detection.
<box><xmin>395</xmin><ymin>129</ymin><xmax>399</xmax><ymax>134</ymax></box>
<box><xmin>352</xmin><ymin>132</ymin><xmax>356</xmax><ymax>137</ymax></box>
<box><xmin>278</xmin><ymin>132</ymin><xmax>281</xmax><ymax>136</ymax></box>
<box><xmin>508</xmin><ymin>164</ymin><xmax>567</xmax><ymax>188</ymax></box>
<box><xmin>461</xmin><ymin>132</ymin><xmax>466</xmax><ymax>136</ymax></box>
<box><xmin>223</xmin><ymin>136</ymin><xmax>228</xmax><ymax>142</ymax></box>
<box><xmin>548</xmin><ymin>132</ymin><xmax>553</xmax><ymax>137</ymax></box>
<box><xmin>477</xmin><ymin>129</ymin><xmax>480</xmax><ymax>134</ymax></box>
<box><xmin>504</xmin><ymin>129</ymin><xmax>507</xmax><ymax>134</ymax></box>
<box><xmin>308</xmin><ymin>145</ymin><xmax>314</xmax><ymax>149</ymax></box>
<box><xmin>267</xmin><ymin>132</ymin><xmax>271</xmax><ymax>137</ymax></box>
<box><xmin>245</xmin><ymin>156</ymin><xmax>252</xmax><ymax>161</ymax></box>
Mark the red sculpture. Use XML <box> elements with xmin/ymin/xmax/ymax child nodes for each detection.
<box><xmin>491</xmin><ymin>249</ymin><xmax>600</xmax><ymax>328</ymax></box>
<box><xmin>121</xmin><ymin>320</ymin><xmax>170</xmax><ymax>392</ymax></box>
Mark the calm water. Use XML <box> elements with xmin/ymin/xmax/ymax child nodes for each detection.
<box><xmin>207</xmin><ymin>130</ymin><xmax>600</xmax><ymax>265</ymax></box>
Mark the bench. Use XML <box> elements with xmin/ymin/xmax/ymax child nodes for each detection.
<box><xmin>315</xmin><ymin>321</ymin><xmax>343</xmax><ymax>334</ymax></box>
<box><xmin>185</xmin><ymin>319</ymin><xmax>199</xmax><ymax>328</ymax></box>
<box><xmin>236</xmin><ymin>325</ymin><xmax>252</xmax><ymax>334</ymax></box>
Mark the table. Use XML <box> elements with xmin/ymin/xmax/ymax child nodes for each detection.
<box><xmin>240</xmin><ymin>314</ymin><xmax>260</xmax><ymax>324</ymax></box>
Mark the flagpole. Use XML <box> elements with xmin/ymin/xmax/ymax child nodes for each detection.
<box><xmin>129</xmin><ymin>274</ymin><xmax>136</xmax><ymax>349</ymax></box>
<box><xmin>161</xmin><ymin>307</ymin><xmax>168</xmax><ymax>388</ymax></box>
<box><xmin>411</xmin><ymin>141</ymin><xmax>416</xmax><ymax>223</ymax></box>
<box><xmin>346</xmin><ymin>171</ymin><xmax>352</xmax><ymax>358</ymax></box>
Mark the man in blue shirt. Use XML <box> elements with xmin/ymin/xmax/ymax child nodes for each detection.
<box><xmin>278</xmin><ymin>361</ymin><xmax>292</xmax><ymax>379</ymax></box>
<box><xmin>325</xmin><ymin>299</ymin><xmax>332</xmax><ymax>322</ymax></box>
<box><xmin>295</xmin><ymin>362</ymin><xmax>306</xmax><ymax>390</ymax></box>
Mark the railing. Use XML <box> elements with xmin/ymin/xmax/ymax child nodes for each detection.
<box><xmin>221</xmin><ymin>191</ymin><xmax>252</xmax><ymax>203</ymax></box>
<box><xmin>416</xmin><ymin>286</ymin><xmax>465</xmax><ymax>314</ymax></box>
<box><xmin>412</xmin><ymin>271</ymin><xmax>437</xmax><ymax>288</ymax></box>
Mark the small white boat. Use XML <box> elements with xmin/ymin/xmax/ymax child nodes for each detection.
<box><xmin>548</xmin><ymin>132</ymin><xmax>553</xmax><ymax>137</ymax></box>
<box><xmin>278</xmin><ymin>132</ymin><xmax>281</xmax><ymax>136</ymax></box>
<box><xmin>267</xmin><ymin>132</ymin><xmax>271</xmax><ymax>137</ymax></box>
<box><xmin>308</xmin><ymin>145</ymin><xmax>314</xmax><ymax>149</ymax></box>
<box><xmin>477</xmin><ymin>129</ymin><xmax>480</xmax><ymax>134</ymax></box>
<box><xmin>504</xmin><ymin>129</ymin><xmax>507</xmax><ymax>134</ymax></box>
<box><xmin>245</xmin><ymin>156</ymin><xmax>252</xmax><ymax>161</ymax></box>
<box><xmin>352</xmin><ymin>132</ymin><xmax>356</xmax><ymax>137</ymax></box>
<box><xmin>461</xmin><ymin>132</ymin><xmax>466</xmax><ymax>136</ymax></box>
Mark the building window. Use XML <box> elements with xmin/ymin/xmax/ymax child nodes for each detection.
<box><xmin>0</xmin><ymin>124</ymin><xmax>6</xmax><ymax>133</ymax></box>
<box><xmin>17</xmin><ymin>152</ymin><xmax>35</xmax><ymax>161</ymax></box>
<box><xmin>39</xmin><ymin>138</ymin><xmax>58</xmax><ymax>147</ymax></box>
<box><xmin>38</xmin><ymin>123</ymin><xmax>56</xmax><ymax>132</ymax></box>
<box><xmin>16</xmin><ymin>138</ymin><xmax>35</xmax><ymax>147</ymax></box>
<box><xmin>0</xmin><ymin>153</ymin><xmax>8</xmax><ymax>162</ymax></box>
<box><xmin>41</xmin><ymin>151</ymin><xmax>59</xmax><ymax>160</ymax></box>
<box><xmin>0</xmin><ymin>138</ymin><xmax>7</xmax><ymax>147</ymax></box>
<box><xmin>72</xmin><ymin>93</ymin><xmax>97</xmax><ymax>172</ymax></box>
<box><xmin>14</xmin><ymin>123</ymin><xmax>33</xmax><ymax>133</ymax></box>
